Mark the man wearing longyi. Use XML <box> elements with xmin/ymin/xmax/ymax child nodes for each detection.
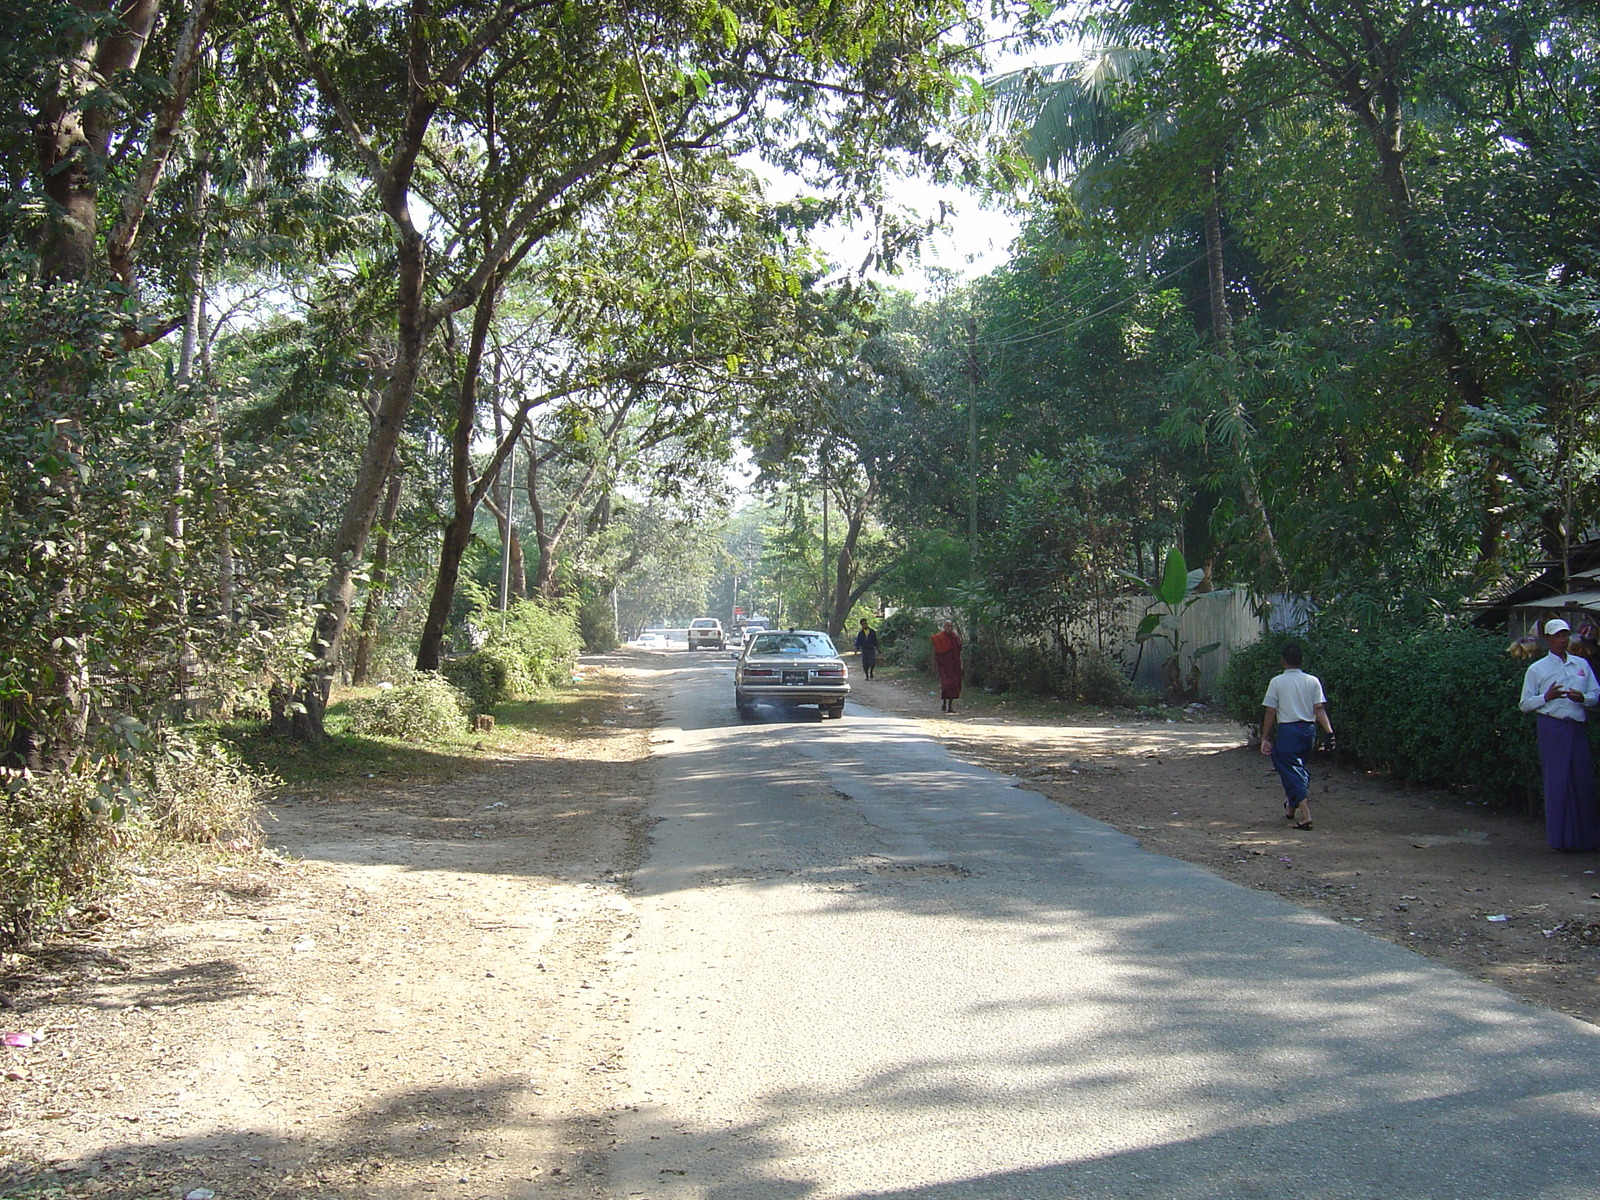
<box><xmin>1519</xmin><ymin>617</ymin><xmax>1600</xmax><ymax>852</ymax></box>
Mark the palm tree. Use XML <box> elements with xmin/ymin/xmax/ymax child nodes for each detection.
<box><xmin>986</xmin><ymin>48</ymin><xmax>1287</xmax><ymax>583</ymax></box>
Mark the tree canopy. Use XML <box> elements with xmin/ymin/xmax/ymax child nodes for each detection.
<box><xmin>4</xmin><ymin>0</ymin><xmax>1598</xmax><ymax>762</ymax></box>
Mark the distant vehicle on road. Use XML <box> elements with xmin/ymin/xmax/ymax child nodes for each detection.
<box><xmin>688</xmin><ymin>618</ymin><xmax>725</xmax><ymax>651</ymax></box>
<box><xmin>734</xmin><ymin>629</ymin><xmax>849</xmax><ymax>720</ymax></box>
<box><xmin>634</xmin><ymin>632</ymin><xmax>669</xmax><ymax>649</ymax></box>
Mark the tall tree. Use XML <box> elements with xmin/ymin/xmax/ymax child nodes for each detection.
<box><xmin>269</xmin><ymin>0</ymin><xmax>981</xmax><ymax>738</ymax></box>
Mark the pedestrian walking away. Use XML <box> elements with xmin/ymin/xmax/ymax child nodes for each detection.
<box><xmin>931</xmin><ymin>620</ymin><xmax>963</xmax><ymax>714</ymax></box>
<box><xmin>855</xmin><ymin>619</ymin><xmax>879</xmax><ymax>680</ymax></box>
<box><xmin>1519</xmin><ymin>617</ymin><xmax>1600</xmax><ymax>851</ymax></box>
<box><xmin>1259</xmin><ymin>643</ymin><xmax>1335</xmax><ymax>830</ymax></box>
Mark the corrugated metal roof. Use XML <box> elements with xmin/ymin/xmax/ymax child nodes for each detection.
<box><xmin>1514</xmin><ymin>590</ymin><xmax>1600</xmax><ymax>610</ymax></box>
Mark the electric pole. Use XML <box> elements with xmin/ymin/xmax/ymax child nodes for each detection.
<box><xmin>966</xmin><ymin>314</ymin><xmax>979</xmax><ymax>588</ymax></box>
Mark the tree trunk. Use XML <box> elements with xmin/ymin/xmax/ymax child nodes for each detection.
<box><xmin>351</xmin><ymin>462</ymin><xmax>404</xmax><ymax>684</ymax></box>
<box><xmin>293</xmin><ymin>290</ymin><xmax>420</xmax><ymax>738</ymax></box>
<box><xmin>107</xmin><ymin>0</ymin><xmax>221</xmax><ymax>286</ymax></box>
<box><xmin>33</xmin><ymin>0</ymin><xmax>165</xmax><ymax>281</ymax></box>
<box><xmin>485</xmin><ymin>353</ymin><xmax>527</xmax><ymax>605</ymax></box>
<box><xmin>826</xmin><ymin>482</ymin><xmax>875</xmax><ymax>639</ymax></box>
<box><xmin>414</xmin><ymin>514</ymin><xmax>477</xmax><ymax>672</ymax></box>
<box><xmin>526</xmin><ymin>446</ymin><xmax>560</xmax><ymax>598</ymax></box>
<box><xmin>1203</xmin><ymin>183</ymin><xmax>1232</xmax><ymax>352</ymax></box>
<box><xmin>205</xmin><ymin>297</ymin><xmax>234</xmax><ymax>619</ymax></box>
<box><xmin>416</xmin><ymin>275</ymin><xmax>503</xmax><ymax>672</ymax></box>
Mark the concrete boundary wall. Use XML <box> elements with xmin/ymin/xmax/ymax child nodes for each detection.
<box><xmin>905</xmin><ymin>590</ymin><xmax>1312</xmax><ymax>700</ymax></box>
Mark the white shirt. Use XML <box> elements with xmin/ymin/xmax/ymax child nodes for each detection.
<box><xmin>1262</xmin><ymin>668</ymin><xmax>1326</xmax><ymax>723</ymax></box>
<box><xmin>1520</xmin><ymin>651</ymin><xmax>1599</xmax><ymax>722</ymax></box>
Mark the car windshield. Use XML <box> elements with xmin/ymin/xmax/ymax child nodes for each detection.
<box><xmin>691</xmin><ymin>620</ymin><xmax>717</xmax><ymax>628</ymax></box>
<box><xmin>751</xmin><ymin>633</ymin><xmax>836</xmax><ymax>657</ymax></box>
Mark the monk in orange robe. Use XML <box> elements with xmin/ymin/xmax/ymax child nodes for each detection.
<box><xmin>931</xmin><ymin>620</ymin><xmax>963</xmax><ymax>714</ymax></box>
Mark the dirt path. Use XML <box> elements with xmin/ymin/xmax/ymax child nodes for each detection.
<box><xmin>1</xmin><ymin>666</ymin><xmax>657</xmax><ymax>1200</ymax></box>
<box><xmin>850</xmin><ymin>669</ymin><xmax>1600</xmax><ymax>1028</ymax></box>
<box><xmin>6</xmin><ymin>653</ymin><xmax>1598</xmax><ymax>1198</ymax></box>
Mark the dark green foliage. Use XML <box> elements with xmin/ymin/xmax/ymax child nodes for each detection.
<box><xmin>0</xmin><ymin>267</ymin><xmax>327</xmax><ymax>763</ymax></box>
<box><xmin>0</xmin><ymin>773</ymin><xmax>114</xmax><ymax>949</ymax></box>
<box><xmin>1216</xmin><ymin>637</ymin><xmax>1287</xmax><ymax>733</ymax></box>
<box><xmin>575</xmin><ymin>585</ymin><xmax>620</xmax><ymax>654</ymax></box>
<box><xmin>876</xmin><ymin>611</ymin><xmax>939</xmax><ymax>669</ymax></box>
<box><xmin>1219</xmin><ymin>623</ymin><xmax>1541</xmax><ymax>806</ymax></box>
<box><xmin>347</xmin><ymin>672</ymin><xmax>472</xmax><ymax>743</ymax></box>
<box><xmin>476</xmin><ymin>600</ymin><xmax>584</xmax><ymax>695</ymax></box>
<box><xmin>1077</xmin><ymin>649</ymin><xmax>1140</xmax><ymax>707</ymax></box>
<box><xmin>440</xmin><ymin>652</ymin><xmax>514</xmax><ymax>715</ymax></box>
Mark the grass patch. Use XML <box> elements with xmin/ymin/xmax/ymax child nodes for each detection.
<box><xmin>216</xmin><ymin>670</ymin><xmax>628</xmax><ymax>790</ymax></box>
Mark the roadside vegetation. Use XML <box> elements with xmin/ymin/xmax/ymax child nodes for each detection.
<box><xmin>4</xmin><ymin>0</ymin><xmax>1598</xmax><ymax>947</ymax></box>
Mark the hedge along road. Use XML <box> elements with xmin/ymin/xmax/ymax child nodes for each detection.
<box><xmin>613</xmin><ymin>651</ymin><xmax>1600</xmax><ymax>1200</ymax></box>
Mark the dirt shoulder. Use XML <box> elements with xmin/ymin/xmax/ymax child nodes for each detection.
<box><xmin>0</xmin><ymin>663</ymin><xmax>658</xmax><ymax>1200</ymax></box>
<box><xmin>852</xmin><ymin>667</ymin><xmax>1600</xmax><ymax>1028</ymax></box>
<box><xmin>7</xmin><ymin>651</ymin><xmax>1598</xmax><ymax>1200</ymax></box>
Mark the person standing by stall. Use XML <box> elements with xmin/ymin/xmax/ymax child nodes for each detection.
<box><xmin>931</xmin><ymin>620</ymin><xmax>963</xmax><ymax>715</ymax></box>
<box><xmin>1519</xmin><ymin>618</ymin><xmax>1600</xmax><ymax>852</ymax></box>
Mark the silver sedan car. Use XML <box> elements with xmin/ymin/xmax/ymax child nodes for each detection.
<box><xmin>734</xmin><ymin>630</ymin><xmax>850</xmax><ymax>720</ymax></box>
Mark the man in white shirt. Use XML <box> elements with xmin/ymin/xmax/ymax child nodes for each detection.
<box><xmin>1518</xmin><ymin>617</ymin><xmax>1600</xmax><ymax>851</ymax></box>
<box><xmin>1260</xmin><ymin>643</ymin><xmax>1335</xmax><ymax>830</ymax></box>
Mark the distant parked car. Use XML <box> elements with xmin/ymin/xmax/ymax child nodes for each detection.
<box><xmin>734</xmin><ymin>629</ymin><xmax>849</xmax><ymax>720</ymax></box>
<box><xmin>687</xmin><ymin>618</ymin><xmax>725</xmax><ymax>651</ymax></box>
<box><xmin>634</xmin><ymin>632</ymin><xmax>668</xmax><ymax>649</ymax></box>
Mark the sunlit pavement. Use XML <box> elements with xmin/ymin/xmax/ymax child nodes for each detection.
<box><xmin>610</xmin><ymin>655</ymin><xmax>1600</xmax><ymax>1200</ymax></box>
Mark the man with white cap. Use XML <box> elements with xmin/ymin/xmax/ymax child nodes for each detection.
<box><xmin>1518</xmin><ymin>617</ymin><xmax>1600</xmax><ymax>851</ymax></box>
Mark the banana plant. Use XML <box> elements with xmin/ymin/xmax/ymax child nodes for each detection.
<box><xmin>1119</xmin><ymin>548</ymin><xmax>1220</xmax><ymax>698</ymax></box>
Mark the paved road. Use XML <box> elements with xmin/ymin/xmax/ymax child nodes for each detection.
<box><xmin>612</xmin><ymin>655</ymin><xmax>1600</xmax><ymax>1200</ymax></box>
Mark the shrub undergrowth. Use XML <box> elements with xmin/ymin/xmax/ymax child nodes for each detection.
<box><xmin>347</xmin><ymin>671</ymin><xmax>472</xmax><ymax>742</ymax></box>
<box><xmin>1219</xmin><ymin>622</ymin><xmax>1543</xmax><ymax>806</ymax></box>
<box><xmin>877</xmin><ymin>611</ymin><xmax>938</xmax><ymax>670</ymax></box>
<box><xmin>440</xmin><ymin>600</ymin><xmax>584</xmax><ymax>713</ymax></box>
<box><xmin>137</xmin><ymin>739</ymin><xmax>269</xmax><ymax>848</ymax></box>
<box><xmin>0</xmin><ymin>770</ymin><xmax>111</xmax><ymax>949</ymax></box>
<box><xmin>0</xmin><ymin>733</ymin><xmax>271</xmax><ymax>949</ymax></box>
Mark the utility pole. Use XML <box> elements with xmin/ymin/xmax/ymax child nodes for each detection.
<box><xmin>821</xmin><ymin>445</ymin><xmax>831</xmax><ymax>629</ymax></box>
<box><xmin>498</xmin><ymin>437</ymin><xmax>515</xmax><ymax>624</ymax></box>
<box><xmin>966</xmin><ymin>314</ymin><xmax>979</xmax><ymax>588</ymax></box>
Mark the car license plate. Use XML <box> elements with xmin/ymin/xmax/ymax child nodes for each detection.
<box><xmin>782</xmin><ymin>671</ymin><xmax>807</xmax><ymax>685</ymax></box>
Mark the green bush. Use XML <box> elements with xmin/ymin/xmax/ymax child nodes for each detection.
<box><xmin>1076</xmin><ymin>648</ymin><xmax>1139</xmax><ymax>706</ymax></box>
<box><xmin>877</xmin><ymin>611</ymin><xmax>938</xmax><ymax>669</ymax></box>
<box><xmin>967</xmin><ymin>634</ymin><xmax>1050</xmax><ymax>694</ymax></box>
<box><xmin>1217</xmin><ymin>637</ymin><xmax>1287</xmax><ymax>732</ymax></box>
<box><xmin>479</xmin><ymin>599</ymin><xmax>583</xmax><ymax>692</ymax></box>
<box><xmin>441</xmin><ymin>599</ymin><xmax>581</xmax><ymax>713</ymax></box>
<box><xmin>347</xmin><ymin>671</ymin><xmax>471</xmax><ymax>742</ymax></box>
<box><xmin>1219</xmin><ymin>623</ymin><xmax>1542</xmax><ymax>806</ymax></box>
<box><xmin>440</xmin><ymin>649</ymin><xmax>515</xmax><ymax>714</ymax></box>
<box><xmin>0</xmin><ymin>770</ymin><xmax>115</xmax><ymax>949</ymax></box>
<box><xmin>576</xmin><ymin>585</ymin><xmax>620</xmax><ymax>653</ymax></box>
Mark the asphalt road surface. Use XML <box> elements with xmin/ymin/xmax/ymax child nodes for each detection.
<box><xmin>612</xmin><ymin>654</ymin><xmax>1600</xmax><ymax>1200</ymax></box>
